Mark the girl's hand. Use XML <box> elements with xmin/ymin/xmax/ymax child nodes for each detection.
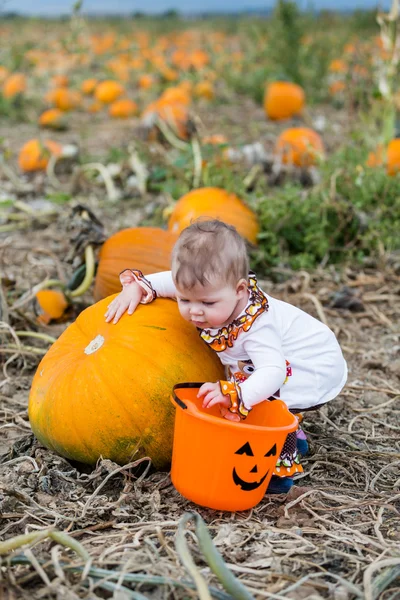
<box><xmin>198</xmin><ymin>381</ymin><xmax>231</xmax><ymax>410</ymax></box>
<box><xmin>219</xmin><ymin>406</ymin><xmax>241</xmax><ymax>422</ymax></box>
<box><xmin>104</xmin><ymin>283</ymin><xmax>143</xmax><ymax>324</ymax></box>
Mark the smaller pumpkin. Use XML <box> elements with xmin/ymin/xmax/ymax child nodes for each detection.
<box><xmin>142</xmin><ymin>99</ymin><xmax>189</xmax><ymax>140</ymax></box>
<box><xmin>194</xmin><ymin>81</ymin><xmax>214</xmax><ymax>100</ymax></box>
<box><xmin>274</xmin><ymin>127</ymin><xmax>325</xmax><ymax>167</ymax></box>
<box><xmin>39</xmin><ymin>108</ymin><xmax>67</xmax><ymax>130</ymax></box>
<box><xmin>161</xmin><ymin>86</ymin><xmax>191</xmax><ymax>106</ymax></box>
<box><xmin>2</xmin><ymin>73</ymin><xmax>27</xmax><ymax>99</ymax></box>
<box><xmin>81</xmin><ymin>78</ymin><xmax>98</xmax><ymax>95</ymax></box>
<box><xmin>138</xmin><ymin>74</ymin><xmax>154</xmax><ymax>89</ymax></box>
<box><xmin>35</xmin><ymin>290</ymin><xmax>68</xmax><ymax>324</ymax></box>
<box><xmin>367</xmin><ymin>139</ymin><xmax>400</xmax><ymax>176</ymax></box>
<box><xmin>108</xmin><ymin>98</ymin><xmax>138</xmax><ymax>119</ymax></box>
<box><xmin>47</xmin><ymin>88</ymin><xmax>81</xmax><ymax>111</ymax></box>
<box><xmin>93</xmin><ymin>227</ymin><xmax>178</xmax><ymax>301</ymax></box>
<box><xmin>18</xmin><ymin>139</ymin><xmax>63</xmax><ymax>172</ymax></box>
<box><xmin>264</xmin><ymin>81</ymin><xmax>305</xmax><ymax>121</ymax></box>
<box><xmin>168</xmin><ymin>187</ymin><xmax>259</xmax><ymax>245</ymax></box>
<box><xmin>95</xmin><ymin>80</ymin><xmax>125</xmax><ymax>104</ymax></box>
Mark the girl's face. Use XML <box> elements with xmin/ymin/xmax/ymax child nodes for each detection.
<box><xmin>175</xmin><ymin>279</ymin><xmax>249</xmax><ymax>329</ymax></box>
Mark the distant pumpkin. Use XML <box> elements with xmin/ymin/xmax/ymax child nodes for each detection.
<box><xmin>2</xmin><ymin>73</ymin><xmax>27</xmax><ymax>99</ymax></box>
<box><xmin>18</xmin><ymin>139</ymin><xmax>63</xmax><ymax>172</ymax></box>
<box><xmin>81</xmin><ymin>78</ymin><xmax>98</xmax><ymax>95</ymax></box>
<box><xmin>194</xmin><ymin>81</ymin><xmax>214</xmax><ymax>100</ymax></box>
<box><xmin>367</xmin><ymin>139</ymin><xmax>400</xmax><ymax>176</ymax></box>
<box><xmin>138</xmin><ymin>74</ymin><xmax>154</xmax><ymax>89</ymax></box>
<box><xmin>168</xmin><ymin>187</ymin><xmax>259</xmax><ymax>245</ymax></box>
<box><xmin>47</xmin><ymin>88</ymin><xmax>81</xmax><ymax>111</ymax></box>
<box><xmin>39</xmin><ymin>108</ymin><xmax>67</xmax><ymax>130</ymax></box>
<box><xmin>95</xmin><ymin>80</ymin><xmax>125</xmax><ymax>104</ymax></box>
<box><xmin>274</xmin><ymin>127</ymin><xmax>325</xmax><ymax>167</ymax></box>
<box><xmin>264</xmin><ymin>81</ymin><xmax>305</xmax><ymax>121</ymax></box>
<box><xmin>108</xmin><ymin>98</ymin><xmax>138</xmax><ymax>118</ymax></box>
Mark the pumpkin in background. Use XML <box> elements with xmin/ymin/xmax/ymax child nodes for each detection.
<box><xmin>194</xmin><ymin>80</ymin><xmax>214</xmax><ymax>100</ymax></box>
<box><xmin>35</xmin><ymin>289</ymin><xmax>68</xmax><ymax>324</ymax></box>
<box><xmin>141</xmin><ymin>99</ymin><xmax>189</xmax><ymax>140</ymax></box>
<box><xmin>168</xmin><ymin>187</ymin><xmax>259</xmax><ymax>245</ymax></box>
<box><xmin>367</xmin><ymin>139</ymin><xmax>400</xmax><ymax>176</ymax></box>
<box><xmin>138</xmin><ymin>74</ymin><xmax>154</xmax><ymax>89</ymax></box>
<box><xmin>95</xmin><ymin>80</ymin><xmax>125</xmax><ymax>104</ymax></box>
<box><xmin>81</xmin><ymin>78</ymin><xmax>98</xmax><ymax>95</ymax></box>
<box><xmin>108</xmin><ymin>98</ymin><xmax>138</xmax><ymax>118</ymax></box>
<box><xmin>2</xmin><ymin>73</ymin><xmax>27</xmax><ymax>99</ymax></box>
<box><xmin>28</xmin><ymin>298</ymin><xmax>224</xmax><ymax>468</ymax></box>
<box><xmin>39</xmin><ymin>108</ymin><xmax>67</xmax><ymax>130</ymax></box>
<box><xmin>264</xmin><ymin>81</ymin><xmax>305</xmax><ymax>121</ymax></box>
<box><xmin>274</xmin><ymin>127</ymin><xmax>325</xmax><ymax>167</ymax></box>
<box><xmin>93</xmin><ymin>227</ymin><xmax>178</xmax><ymax>301</ymax></box>
<box><xmin>46</xmin><ymin>88</ymin><xmax>82</xmax><ymax>111</ymax></box>
<box><xmin>18</xmin><ymin>139</ymin><xmax>63</xmax><ymax>172</ymax></box>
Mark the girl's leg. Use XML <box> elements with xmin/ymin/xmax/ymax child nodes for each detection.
<box><xmin>266</xmin><ymin>431</ymin><xmax>303</xmax><ymax>494</ymax></box>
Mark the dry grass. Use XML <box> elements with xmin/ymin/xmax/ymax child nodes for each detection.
<box><xmin>1</xmin><ymin>222</ymin><xmax>399</xmax><ymax>598</ymax></box>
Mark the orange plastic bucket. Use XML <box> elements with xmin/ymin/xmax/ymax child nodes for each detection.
<box><xmin>170</xmin><ymin>383</ymin><xmax>298</xmax><ymax>511</ymax></box>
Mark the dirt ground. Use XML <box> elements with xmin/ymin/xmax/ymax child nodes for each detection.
<box><xmin>0</xmin><ymin>97</ymin><xmax>399</xmax><ymax>599</ymax></box>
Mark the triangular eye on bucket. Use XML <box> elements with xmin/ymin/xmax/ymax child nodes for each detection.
<box><xmin>265</xmin><ymin>443</ymin><xmax>277</xmax><ymax>457</ymax></box>
<box><xmin>235</xmin><ymin>442</ymin><xmax>254</xmax><ymax>456</ymax></box>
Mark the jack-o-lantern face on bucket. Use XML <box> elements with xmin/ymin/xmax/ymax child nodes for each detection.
<box><xmin>232</xmin><ymin>441</ymin><xmax>277</xmax><ymax>491</ymax></box>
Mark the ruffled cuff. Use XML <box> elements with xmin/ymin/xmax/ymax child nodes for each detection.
<box><xmin>219</xmin><ymin>380</ymin><xmax>251</xmax><ymax>420</ymax></box>
<box><xmin>119</xmin><ymin>269</ymin><xmax>157</xmax><ymax>304</ymax></box>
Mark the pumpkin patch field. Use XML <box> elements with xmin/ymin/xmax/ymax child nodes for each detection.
<box><xmin>1</xmin><ymin>5</ymin><xmax>400</xmax><ymax>599</ymax></box>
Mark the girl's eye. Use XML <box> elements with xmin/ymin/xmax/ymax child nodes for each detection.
<box><xmin>203</xmin><ymin>302</ymin><xmax>215</xmax><ymax>306</ymax></box>
<box><xmin>178</xmin><ymin>299</ymin><xmax>189</xmax><ymax>303</ymax></box>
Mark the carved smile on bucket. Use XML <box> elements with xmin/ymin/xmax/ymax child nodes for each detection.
<box><xmin>232</xmin><ymin>440</ymin><xmax>277</xmax><ymax>492</ymax></box>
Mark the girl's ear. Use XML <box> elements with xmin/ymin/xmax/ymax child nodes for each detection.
<box><xmin>236</xmin><ymin>279</ymin><xmax>248</xmax><ymax>296</ymax></box>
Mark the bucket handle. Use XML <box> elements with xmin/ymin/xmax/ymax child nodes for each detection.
<box><xmin>171</xmin><ymin>382</ymin><xmax>205</xmax><ymax>410</ymax></box>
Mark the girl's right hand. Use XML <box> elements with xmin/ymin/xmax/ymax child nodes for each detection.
<box><xmin>104</xmin><ymin>283</ymin><xmax>144</xmax><ymax>324</ymax></box>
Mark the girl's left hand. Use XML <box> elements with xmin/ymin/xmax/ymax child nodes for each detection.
<box><xmin>198</xmin><ymin>381</ymin><xmax>230</xmax><ymax>409</ymax></box>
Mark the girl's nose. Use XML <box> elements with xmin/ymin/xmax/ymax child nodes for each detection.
<box><xmin>190</xmin><ymin>306</ymin><xmax>204</xmax><ymax>316</ymax></box>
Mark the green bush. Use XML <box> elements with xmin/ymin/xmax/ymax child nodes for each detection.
<box><xmin>251</xmin><ymin>144</ymin><xmax>400</xmax><ymax>272</ymax></box>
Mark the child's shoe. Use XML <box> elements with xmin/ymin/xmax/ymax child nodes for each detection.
<box><xmin>265</xmin><ymin>475</ymin><xmax>293</xmax><ymax>494</ymax></box>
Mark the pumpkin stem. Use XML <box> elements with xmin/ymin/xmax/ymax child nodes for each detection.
<box><xmin>15</xmin><ymin>331</ymin><xmax>57</xmax><ymax>344</ymax></box>
<box><xmin>69</xmin><ymin>244</ymin><xmax>95</xmax><ymax>298</ymax></box>
<box><xmin>82</xmin><ymin>162</ymin><xmax>121</xmax><ymax>202</ymax></box>
<box><xmin>156</xmin><ymin>116</ymin><xmax>189</xmax><ymax>151</ymax></box>
<box><xmin>192</xmin><ymin>135</ymin><xmax>203</xmax><ymax>188</ymax></box>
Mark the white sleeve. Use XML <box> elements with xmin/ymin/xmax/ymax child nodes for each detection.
<box><xmin>240</xmin><ymin>321</ymin><xmax>287</xmax><ymax>409</ymax></box>
<box><xmin>145</xmin><ymin>271</ymin><xmax>177</xmax><ymax>300</ymax></box>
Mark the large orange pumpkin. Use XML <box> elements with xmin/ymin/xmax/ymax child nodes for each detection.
<box><xmin>93</xmin><ymin>227</ymin><xmax>178</xmax><ymax>301</ymax></box>
<box><xmin>28</xmin><ymin>298</ymin><xmax>224</xmax><ymax>468</ymax></box>
<box><xmin>274</xmin><ymin>127</ymin><xmax>325</xmax><ymax>167</ymax></box>
<box><xmin>168</xmin><ymin>187</ymin><xmax>259</xmax><ymax>245</ymax></box>
<box><xmin>264</xmin><ymin>81</ymin><xmax>305</xmax><ymax>121</ymax></box>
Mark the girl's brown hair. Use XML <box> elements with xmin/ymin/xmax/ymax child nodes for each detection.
<box><xmin>171</xmin><ymin>219</ymin><xmax>249</xmax><ymax>289</ymax></box>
